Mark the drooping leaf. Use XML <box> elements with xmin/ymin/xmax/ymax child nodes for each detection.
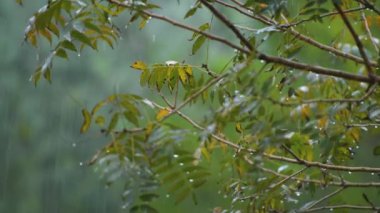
<box><xmin>192</xmin><ymin>36</ymin><xmax>206</xmax><ymax>55</ymax></box>
<box><xmin>70</xmin><ymin>30</ymin><xmax>96</xmax><ymax>49</ymax></box>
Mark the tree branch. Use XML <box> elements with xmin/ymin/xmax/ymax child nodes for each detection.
<box><xmin>258</xmin><ymin>166</ymin><xmax>380</xmax><ymax>188</ymax></box>
<box><xmin>333</xmin><ymin>2</ymin><xmax>375</xmax><ymax>79</ymax></box>
<box><xmin>300</xmin><ymin>187</ymin><xmax>346</xmax><ymax>211</ymax></box>
<box><xmin>219</xmin><ymin>0</ymin><xmax>377</xmax><ymax>67</ymax></box>
<box><xmin>199</xmin><ymin>0</ymin><xmax>253</xmax><ymax>51</ymax></box>
<box><xmin>361</xmin><ymin>9</ymin><xmax>379</xmax><ymax>53</ymax></box>
<box><xmin>302</xmin><ymin>204</ymin><xmax>380</xmax><ymax>212</ymax></box>
<box><xmin>270</xmin><ymin>82</ymin><xmax>378</xmax><ymax>106</ymax></box>
<box><xmin>109</xmin><ymin>0</ymin><xmax>379</xmax><ymax>84</ymax></box>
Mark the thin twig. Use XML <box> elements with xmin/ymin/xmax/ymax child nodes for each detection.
<box><xmin>269</xmin><ymin>167</ymin><xmax>309</xmax><ymax>189</ymax></box>
<box><xmin>300</xmin><ymin>187</ymin><xmax>346</xmax><ymax>211</ymax></box>
<box><xmin>258</xmin><ymin>166</ymin><xmax>380</xmax><ymax>188</ymax></box>
<box><xmin>283</xmin><ymin>7</ymin><xmax>367</xmax><ymax>28</ymax></box>
<box><xmin>240</xmin><ymin>167</ymin><xmax>308</xmax><ymax>201</ymax></box>
<box><xmin>270</xmin><ymin>82</ymin><xmax>378</xmax><ymax>106</ymax></box>
<box><xmin>334</xmin><ymin>2</ymin><xmax>375</xmax><ymax>79</ymax></box>
<box><xmin>355</xmin><ymin>0</ymin><xmax>380</xmax><ymax>15</ymax></box>
<box><xmin>282</xmin><ymin>144</ymin><xmax>304</xmax><ymax>163</ymax></box>
<box><xmin>220</xmin><ymin>0</ymin><xmax>377</xmax><ymax>67</ymax></box>
<box><xmin>361</xmin><ymin>9</ymin><xmax>379</xmax><ymax>53</ymax></box>
<box><xmin>200</xmin><ymin>0</ymin><xmax>253</xmax><ymax>51</ymax></box>
<box><xmin>302</xmin><ymin>204</ymin><xmax>380</xmax><ymax>212</ymax></box>
<box><xmin>109</xmin><ymin>0</ymin><xmax>379</xmax><ymax>84</ymax></box>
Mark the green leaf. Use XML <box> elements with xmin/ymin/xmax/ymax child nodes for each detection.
<box><xmin>130</xmin><ymin>204</ymin><xmax>158</xmax><ymax>213</ymax></box>
<box><xmin>43</xmin><ymin>67</ymin><xmax>52</xmax><ymax>84</ymax></box>
<box><xmin>139</xmin><ymin>193</ymin><xmax>159</xmax><ymax>202</ymax></box>
<box><xmin>192</xmin><ymin>36</ymin><xmax>206</xmax><ymax>55</ymax></box>
<box><xmin>84</xmin><ymin>21</ymin><xmax>102</xmax><ymax>34</ymax></box>
<box><xmin>184</xmin><ymin>7</ymin><xmax>198</xmax><ymax>19</ymax></box>
<box><xmin>70</xmin><ymin>30</ymin><xmax>96</xmax><ymax>49</ymax></box>
<box><xmin>107</xmin><ymin>113</ymin><xmax>119</xmax><ymax>133</ymax></box>
<box><xmin>31</xmin><ymin>68</ymin><xmax>42</xmax><ymax>87</ymax></box>
<box><xmin>60</xmin><ymin>40</ymin><xmax>77</xmax><ymax>52</ymax></box>
<box><xmin>80</xmin><ymin>109</ymin><xmax>92</xmax><ymax>133</ymax></box>
<box><xmin>174</xmin><ymin>187</ymin><xmax>191</xmax><ymax>204</ymax></box>
<box><xmin>373</xmin><ymin>146</ymin><xmax>380</xmax><ymax>156</ymax></box>
<box><xmin>55</xmin><ymin>48</ymin><xmax>68</xmax><ymax>59</ymax></box>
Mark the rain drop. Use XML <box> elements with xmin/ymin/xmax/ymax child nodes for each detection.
<box><xmin>72</xmin><ymin>143</ymin><xmax>77</xmax><ymax>147</ymax></box>
<box><xmin>348</xmin><ymin>171</ymin><xmax>352</xmax><ymax>175</ymax></box>
<box><xmin>328</xmin><ymin>25</ymin><xmax>331</xmax><ymax>29</ymax></box>
<box><xmin>77</xmin><ymin>53</ymin><xmax>81</xmax><ymax>57</ymax></box>
<box><xmin>179</xmin><ymin>163</ymin><xmax>184</xmax><ymax>166</ymax></box>
<box><xmin>189</xmin><ymin>179</ymin><xmax>194</xmax><ymax>183</ymax></box>
<box><xmin>166</xmin><ymin>194</ymin><xmax>170</xmax><ymax>198</ymax></box>
<box><xmin>173</xmin><ymin>154</ymin><xmax>179</xmax><ymax>158</ymax></box>
<box><xmin>371</xmin><ymin>172</ymin><xmax>375</xmax><ymax>175</ymax></box>
<box><xmin>295</xmin><ymin>191</ymin><xmax>301</xmax><ymax>197</ymax></box>
<box><xmin>329</xmin><ymin>208</ymin><xmax>333</xmax><ymax>211</ymax></box>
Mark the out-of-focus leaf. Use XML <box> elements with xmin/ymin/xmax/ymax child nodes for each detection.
<box><xmin>373</xmin><ymin>146</ymin><xmax>380</xmax><ymax>156</ymax></box>
<box><xmin>131</xmin><ymin>60</ymin><xmax>147</xmax><ymax>71</ymax></box>
<box><xmin>156</xmin><ymin>108</ymin><xmax>170</xmax><ymax>121</ymax></box>
<box><xmin>71</xmin><ymin>30</ymin><xmax>96</xmax><ymax>49</ymax></box>
<box><xmin>60</xmin><ymin>40</ymin><xmax>77</xmax><ymax>52</ymax></box>
<box><xmin>184</xmin><ymin>7</ymin><xmax>198</xmax><ymax>19</ymax></box>
<box><xmin>55</xmin><ymin>48</ymin><xmax>68</xmax><ymax>59</ymax></box>
<box><xmin>107</xmin><ymin>113</ymin><xmax>119</xmax><ymax>133</ymax></box>
<box><xmin>80</xmin><ymin>109</ymin><xmax>91</xmax><ymax>133</ymax></box>
<box><xmin>192</xmin><ymin>36</ymin><xmax>206</xmax><ymax>55</ymax></box>
<box><xmin>235</xmin><ymin>123</ymin><xmax>243</xmax><ymax>133</ymax></box>
<box><xmin>95</xmin><ymin>115</ymin><xmax>105</xmax><ymax>127</ymax></box>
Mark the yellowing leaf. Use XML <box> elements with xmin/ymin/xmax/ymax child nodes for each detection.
<box><xmin>178</xmin><ymin>67</ymin><xmax>187</xmax><ymax>84</ymax></box>
<box><xmin>317</xmin><ymin>116</ymin><xmax>328</xmax><ymax>129</ymax></box>
<box><xmin>80</xmin><ymin>109</ymin><xmax>91</xmax><ymax>133</ymax></box>
<box><xmin>156</xmin><ymin>108</ymin><xmax>170</xmax><ymax>121</ymax></box>
<box><xmin>184</xmin><ymin>65</ymin><xmax>193</xmax><ymax>76</ymax></box>
<box><xmin>95</xmin><ymin>115</ymin><xmax>105</xmax><ymax>127</ymax></box>
<box><xmin>131</xmin><ymin>60</ymin><xmax>147</xmax><ymax>71</ymax></box>
<box><xmin>235</xmin><ymin>123</ymin><xmax>243</xmax><ymax>133</ymax></box>
<box><xmin>301</xmin><ymin>105</ymin><xmax>311</xmax><ymax>120</ymax></box>
<box><xmin>201</xmin><ymin>147</ymin><xmax>211</xmax><ymax>161</ymax></box>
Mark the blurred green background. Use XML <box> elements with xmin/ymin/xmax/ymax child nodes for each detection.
<box><xmin>1</xmin><ymin>1</ymin><xmax>380</xmax><ymax>212</ymax></box>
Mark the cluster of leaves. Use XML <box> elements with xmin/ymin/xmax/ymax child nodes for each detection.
<box><xmin>22</xmin><ymin>0</ymin><xmax>380</xmax><ymax>212</ymax></box>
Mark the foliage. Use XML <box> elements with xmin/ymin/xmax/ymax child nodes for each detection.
<box><xmin>22</xmin><ymin>0</ymin><xmax>380</xmax><ymax>212</ymax></box>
